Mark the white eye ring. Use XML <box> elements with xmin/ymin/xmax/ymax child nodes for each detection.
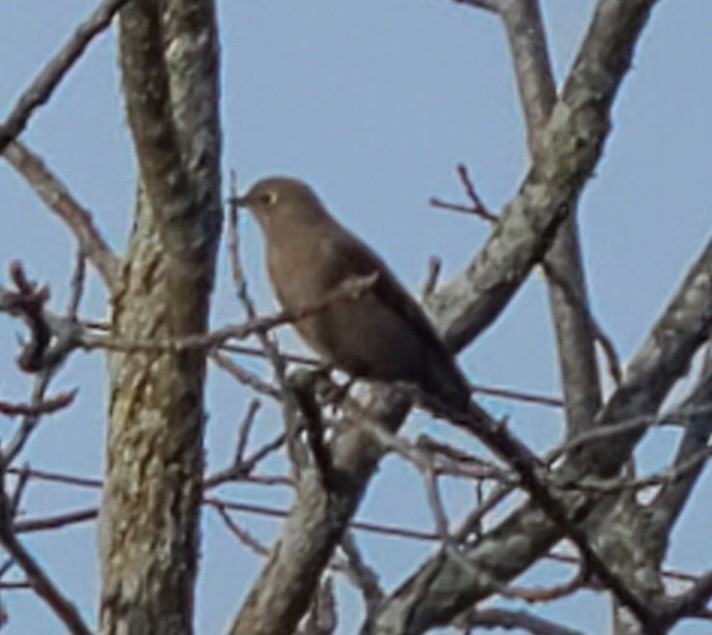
<box><xmin>259</xmin><ymin>191</ymin><xmax>278</xmax><ymax>206</ymax></box>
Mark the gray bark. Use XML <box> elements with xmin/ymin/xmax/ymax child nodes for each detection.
<box><xmin>98</xmin><ymin>1</ymin><xmax>221</xmax><ymax>634</ymax></box>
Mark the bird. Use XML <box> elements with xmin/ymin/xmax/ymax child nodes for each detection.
<box><xmin>236</xmin><ymin>176</ymin><xmax>472</xmax><ymax>412</ymax></box>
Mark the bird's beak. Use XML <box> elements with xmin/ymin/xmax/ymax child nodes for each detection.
<box><xmin>233</xmin><ymin>195</ymin><xmax>249</xmax><ymax>207</ymax></box>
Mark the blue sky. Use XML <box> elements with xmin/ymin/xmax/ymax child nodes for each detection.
<box><xmin>1</xmin><ymin>1</ymin><xmax>711</xmax><ymax>633</ymax></box>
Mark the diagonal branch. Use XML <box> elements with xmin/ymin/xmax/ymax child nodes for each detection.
<box><xmin>116</xmin><ymin>1</ymin><xmax>193</xmax><ymax>230</ymax></box>
<box><xmin>369</xmin><ymin>230</ymin><xmax>712</xmax><ymax>632</ymax></box>
<box><xmin>428</xmin><ymin>0</ymin><xmax>655</xmax><ymax>351</ymax></box>
<box><xmin>3</xmin><ymin>141</ymin><xmax>119</xmax><ymax>287</ymax></box>
<box><xmin>0</xmin><ymin>471</ymin><xmax>91</xmax><ymax>634</ymax></box>
<box><xmin>0</xmin><ymin>0</ymin><xmax>131</xmax><ymax>154</ymax></box>
<box><xmin>456</xmin><ymin>607</ymin><xmax>585</xmax><ymax>635</ymax></box>
<box><xmin>116</xmin><ymin>0</ymin><xmax>222</xmax><ymax>253</ymax></box>
<box><xmin>454</xmin><ymin>0</ymin><xmax>502</xmax><ymax>13</ymax></box>
<box><xmin>663</xmin><ymin>567</ymin><xmax>712</xmax><ymax>626</ymax></box>
<box><xmin>0</xmin><ymin>390</ymin><xmax>76</xmax><ymax>418</ymax></box>
<box><xmin>445</xmin><ymin>0</ymin><xmax>604</xmax><ymax>441</ymax></box>
<box><xmin>636</xmin><ymin>348</ymin><xmax>712</xmax><ymax>574</ymax></box>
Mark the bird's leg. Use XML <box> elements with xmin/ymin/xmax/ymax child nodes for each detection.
<box><xmin>323</xmin><ymin>375</ymin><xmax>357</xmax><ymax>413</ymax></box>
<box><xmin>299</xmin><ymin>363</ymin><xmax>356</xmax><ymax>413</ymax></box>
<box><xmin>285</xmin><ymin>367</ymin><xmax>340</xmax><ymax>491</ymax></box>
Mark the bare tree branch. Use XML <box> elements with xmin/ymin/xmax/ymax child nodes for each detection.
<box><xmin>338</xmin><ymin>532</ymin><xmax>384</xmax><ymax>626</ymax></box>
<box><xmin>3</xmin><ymin>141</ymin><xmax>119</xmax><ymax>287</ymax></box>
<box><xmin>212</xmin><ymin>502</ymin><xmax>270</xmax><ymax>557</ymax></box>
<box><xmin>664</xmin><ymin>568</ymin><xmax>712</xmax><ymax>625</ymax></box>
<box><xmin>454</xmin><ymin>0</ymin><xmax>502</xmax><ymax>13</ymax></box>
<box><xmin>0</xmin><ymin>0</ymin><xmax>130</xmax><ymax>154</ymax></box>
<box><xmin>456</xmin><ymin>607</ymin><xmax>585</xmax><ymax>635</ymax></box>
<box><xmin>427</xmin><ymin>0</ymin><xmax>655</xmax><ymax>352</ymax></box>
<box><xmin>0</xmin><ymin>480</ymin><xmax>91</xmax><ymax>634</ymax></box>
<box><xmin>370</xmin><ymin>229</ymin><xmax>712</xmax><ymax>633</ymax></box>
<box><xmin>15</xmin><ymin>508</ymin><xmax>98</xmax><ymax>534</ymax></box>
<box><xmin>649</xmin><ymin>350</ymin><xmax>712</xmax><ymax>529</ymax></box>
<box><xmin>475</xmin><ymin>0</ymin><xmax>604</xmax><ymax>439</ymax></box>
<box><xmin>0</xmin><ymin>390</ymin><xmax>76</xmax><ymax>418</ymax></box>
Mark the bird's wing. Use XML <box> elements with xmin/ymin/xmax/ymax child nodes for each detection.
<box><xmin>327</xmin><ymin>228</ymin><xmax>451</xmax><ymax>354</ymax></box>
<box><xmin>326</xmin><ymin>224</ymin><xmax>471</xmax><ymax>411</ymax></box>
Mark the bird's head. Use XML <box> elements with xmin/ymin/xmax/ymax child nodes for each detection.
<box><xmin>235</xmin><ymin>176</ymin><xmax>330</xmax><ymax>233</ymax></box>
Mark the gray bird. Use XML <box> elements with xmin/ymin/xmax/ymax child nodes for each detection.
<box><xmin>236</xmin><ymin>176</ymin><xmax>471</xmax><ymax>412</ymax></box>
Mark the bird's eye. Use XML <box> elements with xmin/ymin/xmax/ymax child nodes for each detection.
<box><xmin>259</xmin><ymin>191</ymin><xmax>278</xmax><ymax>206</ymax></box>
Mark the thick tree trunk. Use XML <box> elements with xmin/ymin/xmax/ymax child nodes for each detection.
<box><xmin>98</xmin><ymin>1</ymin><xmax>222</xmax><ymax>633</ymax></box>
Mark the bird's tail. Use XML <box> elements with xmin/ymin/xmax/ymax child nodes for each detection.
<box><xmin>421</xmin><ymin>353</ymin><xmax>472</xmax><ymax>414</ymax></box>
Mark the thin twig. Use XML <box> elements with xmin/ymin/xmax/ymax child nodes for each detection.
<box><xmin>239</xmin><ymin>433</ymin><xmax>287</xmax><ymax>474</ymax></box>
<box><xmin>67</xmin><ymin>251</ymin><xmax>87</xmax><ymax>318</ymax></box>
<box><xmin>416</xmin><ymin>435</ymin><xmax>512</xmax><ymax>482</ymax></box>
<box><xmin>421</xmin><ymin>256</ymin><xmax>442</xmax><ymax>300</ymax></box>
<box><xmin>457</xmin><ymin>163</ymin><xmax>498</xmax><ymax>222</ymax></box>
<box><xmin>0</xmin><ymin>390</ymin><xmax>76</xmax><ymax>418</ymax></box>
<box><xmin>1</xmin><ymin>261</ymin><xmax>85</xmax><ymax>374</ymax></box>
<box><xmin>9</xmin><ymin>464</ymin><xmax>31</xmax><ymax>518</ymax></box>
<box><xmin>339</xmin><ymin>532</ymin><xmax>383</xmax><ymax>621</ymax></box>
<box><xmin>227</xmin><ymin>339</ymin><xmax>567</xmax><ymax>408</ymax></box>
<box><xmin>204</xmin><ymin>497</ymin><xmax>439</xmax><ymax>541</ymax></box>
<box><xmin>47</xmin><ymin>316</ymin><xmax>568</xmax><ymax>409</ymax></box>
<box><xmin>453</xmin><ymin>0</ymin><xmax>502</xmax><ymax>14</ymax></box>
<box><xmin>235</xmin><ymin>399</ymin><xmax>262</xmax><ymax>465</ymax></box>
<box><xmin>455</xmin><ymin>482</ymin><xmax>514</xmax><ymax>542</ymax></box>
<box><xmin>430</xmin><ymin>163</ymin><xmax>499</xmax><ymax>223</ymax></box>
<box><xmin>227</xmin><ymin>172</ymin><xmax>289</xmax><ymax>380</ymax></box>
<box><xmin>222</xmin><ymin>342</ymin><xmax>317</xmax><ymax>367</ymax></box>
<box><xmin>503</xmin><ymin>569</ymin><xmax>586</xmax><ymax>603</ymax></box>
<box><xmin>421</xmin><ymin>459</ymin><xmax>451</xmax><ymax>541</ymax></box>
<box><xmin>542</xmin><ymin>259</ymin><xmax>621</xmax><ymax>384</ymax></box>
<box><xmin>470</xmin><ymin>382</ymin><xmax>564</xmax><ymax>408</ymax></box>
<box><xmin>82</xmin><ymin>273</ymin><xmax>378</xmax><ymax>354</ymax></box>
<box><xmin>3</xmin><ymin>372</ymin><xmax>57</xmax><ymax>467</ymax></box>
<box><xmin>0</xmin><ymin>487</ymin><xmax>91</xmax><ymax>634</ymax></box>
<box><xmin>15</xmin><ymin>507</ymin><xmax>98</xmax><ymax>534</ymax></box>
<box><xmin>5</xmin><ymin>467</ymin><xmax>101</xmax><ymax>490</ymax></box>
<box><xmin>7</xmin><ymin>464</ymin><xmax>704</xmax><ymax>593</ymax></box>
<box><xmin>204</xmin><ymin>432</ymin><xmax>287</xmax><ymax>489</ymax></box>
<box><xmin>210</xmin><ymin>351</ymin><xmax>282</xmax><ymax>401</ymax></box>
<box><xmin>457</xmin><ymin>607</ymin><xmax>584</xmax><ymax>635</ymax></box>
<box><xmin>212</xmin><ymin>502</ymin><xmax>269</xmax><ymax>557</ymax></box>
<box><xmin>2</xmin><ymin>262</ymin><xmax>52</xmax><ymax>372</ymax></box>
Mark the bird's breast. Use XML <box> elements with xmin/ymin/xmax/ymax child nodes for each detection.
<box><xmin>266</xmin><ymin>232</ymin><xmax>337</xmax><ymax>312</ymax></box>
